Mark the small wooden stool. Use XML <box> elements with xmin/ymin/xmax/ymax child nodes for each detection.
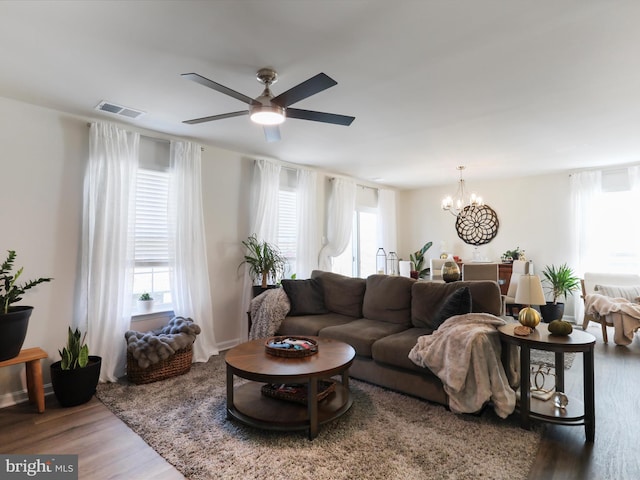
<box><xmin>0</xmin><ymin>347</ymin><xmax>48</xmax><ymax>413</ymax></box>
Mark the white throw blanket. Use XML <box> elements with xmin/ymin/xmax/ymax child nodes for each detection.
<box><xmin>584</xmin><ymin>293</ymin><xmax>640</xmax><ymax>345</ymax></box>
<box><xmin>249</xmin><ymin>288</ymin><xmax>290</xmax><ymax>339</ymax></box>
<box><xmin>408</xmin><ymin>313</ymin><xmax>517</xmax><ymax>419</ymax></box>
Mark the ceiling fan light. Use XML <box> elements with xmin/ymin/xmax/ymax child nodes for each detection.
<box><xmin>250</xmin><ymin>105</ymin><xmax>285</xmax><ymax>125</ymax></box>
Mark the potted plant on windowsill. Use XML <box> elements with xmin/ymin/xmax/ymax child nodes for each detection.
<box><xmin>0</xmin><ymin>250</ymin><xmax>52</xmax><ymax>361</ymax></box>
<box><xmin>409</xmin><ymin>241</ymin><xmax>433</xmax><ymax>279</ymax></box>
<box><xmin>137</xmin><ymin>292</ymin><xmax>154</xmax><ymax>313</ymax></box>
<box><xmin>239</xmin><ymin>234</ymin><xmax>287</xmax><ymax>297</ymax></box>
<box><xmin>540</xmin><ymin>263</ymin><xmax>580</xmax><ymax>323</ymax></box>
<box><xmin>50</xmin><ymin>327</ymin><xmax>102</xmax><ymax>407</ymax></box>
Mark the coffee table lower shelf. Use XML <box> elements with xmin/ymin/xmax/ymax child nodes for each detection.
<box><xmin>227</xmin><ymin>381</ymin><xmax>352</xmax><ymax>433</ymax></box>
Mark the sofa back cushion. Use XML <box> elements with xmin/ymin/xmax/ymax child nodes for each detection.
<box><xmin>411</xmin><ymin>280</ymin><xmax>502</xmax><ymax>329</ymax></box>
<box><xmin>311</xmin><ymin>270</ymin><xmax>366</xmax><ymax>318</ymax></box>
<box><xmin>363</xmin><ymin>274</ymin><xmax>415</xmax><ymax>326</ymax></box>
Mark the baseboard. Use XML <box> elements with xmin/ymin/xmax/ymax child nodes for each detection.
<box><xmin>216</xmin><ymin>338</ymin><xmax>241</xmax><ymax>352</ymax></box>
<box><xmin>0</xmin><ymin>383</ymin><xmax>53</xmax><ymax>409</ymax></box>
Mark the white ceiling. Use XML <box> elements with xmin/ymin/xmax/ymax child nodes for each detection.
<box><xmin>1</xmin><ymin>1</ymin><xmax>639</xmax><ymax>189</ymax></box>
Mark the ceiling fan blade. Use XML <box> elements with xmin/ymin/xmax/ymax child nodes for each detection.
<box><xmin>263</xmin><ymin>125</ymin><xmax>281</xmax><ymax>142</ymax></box>
<box><xmin>181</xmin><ymin>73</ymin><xmax>259</xmax><ymax>106</ymax></box>
<box><xmin>183</xmin><ymin>110</ymin><xmax>248</xmax><ymax>125</ymax></box>
<box><xmin>271</xmin><ymin>73</ymin><xmax>337</xmax><ymax>107</ymax></box>
<box><xmin>286</xmin><ymin>108</ymin><xmax>355</xmax><ymax>126</ymax></box>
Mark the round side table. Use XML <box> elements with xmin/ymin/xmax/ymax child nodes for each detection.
<box><xmin>498</xmin><ymin>322</ymin><xmax>596</xmax><ymax>442</ymax></box>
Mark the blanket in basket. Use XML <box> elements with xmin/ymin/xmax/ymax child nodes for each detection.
<box><xmin>125</xmin><ymin>316</ymin><xmax>201</xmax><ymax>368</ymax></box>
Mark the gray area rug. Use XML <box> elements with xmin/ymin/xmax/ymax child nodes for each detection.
<box><xmin>96</xmin><ymin>355</ymin><xmax>541</xmax><ymax>480</ymax></box>
<box><xmin>530</xmin><ymin>349</ymin><xmax>575</xmax><ymax>370</ymax></box>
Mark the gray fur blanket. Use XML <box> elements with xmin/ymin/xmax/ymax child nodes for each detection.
<box><xmin>125</xmin><ymin>316</ymin><xmax>201</xmax><ymax>368</ymax></box>
<box><xmin>249</xmin><ymin>288</ymin><xmax>290</xmax><ymax>339</ymax></box>
<box><xmin>585</xmin><ymin>293</ymin><xmax>640</xmax><ymax>345</ymax></box>
<box><xmin>408</xmin><ymin>313</ymin><xmax>517</xmax><ymax>419</ymax></box>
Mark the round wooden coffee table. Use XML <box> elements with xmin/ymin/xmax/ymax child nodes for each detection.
<box><xmin>225</xmin><ymin>336</ymin><xmax>355</xmax><ymax>440</ymax></box>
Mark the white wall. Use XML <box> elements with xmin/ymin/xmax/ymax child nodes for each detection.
<box><xmin>0</xmin><ymin>96</ymin><xmax>253</xmax><ymax>404</ymax></box>
<box><xmin>397</xmin><ymin>174</ymin><xmax>577</xmax><ymax>315</ymax></box>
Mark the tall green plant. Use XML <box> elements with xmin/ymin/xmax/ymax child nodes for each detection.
<box><xmin>59</xmin><ymin>327</ymin><xmax>89</xmax><ymax>370</ymax></box>
<box><xmin>409</xmin><ymin>241</ymin><xmax>433</xmax><ymax>278</ymax></box>
<box><xmin>0</xmin><ymin>250</ymin><xmax>52</xmax><ymax>314</ymax></box>
<box><xmin>541</xmin><ymin>263</ymin><xmax>580</xmax><ymax>304</ymax></box>
<box><xmin>239</xmin><ymin>234</ymin><xmax>287</xmax><ymax>288</ymax></box>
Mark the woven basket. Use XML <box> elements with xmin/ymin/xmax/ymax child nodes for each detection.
<box><xmin>265</xmin><ymin>336</ymin><xmax>318</xmax><ymax>358</ymax></box>
<box><xmin>261</xmin><ymin>380</ymin><xmax>336</xmax><ymax>404</ymax></box>
<box><xmin>126</xmin><ymin>346</ymin><xmax>193</xmax><ymax>385</ymax></box>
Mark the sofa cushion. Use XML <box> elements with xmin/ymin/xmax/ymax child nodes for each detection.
<box><xmin>281</xmin><ymin>278</ymin><xmax>328</xmax><ymax>316</ymax></box>
<box><xmin>412</xmin><ymin>280</ymin><xmax>502</xmax><ymax>328</ymax></box>
<box><xmin>362</xmin><ymin>274</ymin><xmax>415</xmax><ymax>326</ymax></box>
<box><xmin>430</xmin><ymin>286</ymin><xmax>472</xmax><ymax>329</ymax></box>
<box><xmin>319</xmin><ymin>318</ymin><xmax>407</xmax><ymax>357</ymax></box>
<box><xmin>277</xmin><ymin>313</ymin><xmax>357</xmax><ymax>337</ymax></box>
<box><xmin>371</xmin><ymin>327</ymin><xmax>434</xmax><ymax>373</ymax></box>
<box><xmin>311</xmin><ymin>270</ymin><xmax>366</xmax><ymax>318</ymax></box>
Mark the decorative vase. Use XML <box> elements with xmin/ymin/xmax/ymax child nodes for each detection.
<box><xmin>441</xmin><ymin>259</ymin><xmax>460</xmax><ymax>283</ymax></box>
<box><xmin>50</xmin><ymin>355</ymin><xmax>102</xmax><ymax>407</ymax></box>
<box><xmin>0</xmin><ymin>306</ymin><xmax>33</xmax><ymax>361</ymax></box>
<box><xmin>137</xmin><ymin>299</ymin><xmax>154</xmax><ymax>314</ymax></box>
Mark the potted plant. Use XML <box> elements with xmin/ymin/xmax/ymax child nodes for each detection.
<box><xmin>501</xmin><ymin>247</ymin><xmax>522</xmax><ymax>262</ymax></box>
<box><xmin>0</xmin><ymin>250</ymin><xmax>52</xmax><ymax>361</ymax></box>
<box><xmin>539</xmin><ymin>263</ymin><xmax>581</xmax><ymax>322</ymax></box>
<box><xmin>137</xmin><ymin>292</ymin><xmax>154</xmax><ymax>313</ymax></box>
<box><xmin>409</xmin><ymin>241</ymin><xmax>433</xmax><ymax>279</ymax></box>
<box><xmin>50</xmin><ymin>327</ymin><xmax>102</xmax><ymax>407</ymax></box>
<box><xmin>239</xmin><ymin>234</ymin><xmax>287</xmax><ymax>297</ymax></box>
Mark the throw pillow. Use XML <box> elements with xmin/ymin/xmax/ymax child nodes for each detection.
<box><xmin>594</xmin><ymin>284</ymin><xmax>640</xmax><ymax>302</ymax></box>
<box><xmin>281</xmin><ymin>279</ymin><xmax>329</xmax><ymax>316</ymax></box>
<box><xmin>431</xmin><ymin>286</ymin><xmax>472</xmax><ymax>329</ymax></box>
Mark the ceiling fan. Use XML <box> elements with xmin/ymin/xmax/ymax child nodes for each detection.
<box><xmin>181</xmin><ymin>68</ymin><xmax>355</xmax><ymax>142</ymax></box>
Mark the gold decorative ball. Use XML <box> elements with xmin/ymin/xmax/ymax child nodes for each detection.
<box><xmin>518</xmin><ymin>307</ymin><xmax>541</xmax><ymax>329</ymax></box>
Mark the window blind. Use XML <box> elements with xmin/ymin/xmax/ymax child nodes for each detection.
<box><xmin>135</xmin><ymin>168</ymin><xmax>170</xmax><ymax>266</ymax></box>
<box><xmin>278</xmin><ymin>189</ymin><xmax>297</xmax><ymax>261</ymax></box>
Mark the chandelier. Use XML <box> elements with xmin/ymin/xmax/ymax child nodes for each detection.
<box><xmin>441</xmin><ymin>165</ymin><xmax>483</xmax><ymax>217</ymax></box>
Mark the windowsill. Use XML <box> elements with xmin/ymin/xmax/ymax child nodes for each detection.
<box><xmin>131</xmin><ymin>309</ymin><xmax>174</xmax><ymax>322</ymax></box>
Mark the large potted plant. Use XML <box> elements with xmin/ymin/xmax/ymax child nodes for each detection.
<box><xmin>50</xmin><ymin>327</ymin><xmax>102</xmax><ymax>407</ymax></box>
<box><xmin>409</xmin><ymin>241</ymin><xmax>433</xmax><ymax>279</ymax></box>
<box><xmin>540</xmin><ymin>263</ymin><xmax>580</xmax><ymax>322</ymax></box>
<box><xmin>0</xmin><ymin>250</ymin><xmax>52</xmax><ymax>361</ymax></box>
<box><xmin>239</xmin><ymin>234</ymin><xmax>287</xmax><ymax>297</ymax></box>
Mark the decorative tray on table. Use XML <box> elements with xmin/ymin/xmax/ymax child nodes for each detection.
<box><xmin>265</xmin><ymin>336</ymin><xmax>318</xmax><ymax>358</ymax></box>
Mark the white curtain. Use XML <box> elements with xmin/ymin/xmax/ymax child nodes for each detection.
<box><xmin>319</xmin><ymin>177</ymin><xmax>356</xmax><ymax>271</ymax></box>
<box><xmin>376</xmin><ymin>188</ymin><xmax>397</xmax><ymax>255</ymax></box>
<box><xmin>80</xmin><ymin>123</ymin><xmax>139</xmax><ymax>382</ymax></box>
<box><xmin>169</xmin><ymin>141</ymin><xmax>218</xmax><ymax>362</ymax></box>
<box><xmin>570</xmin><ymin>170</ymin><xmax>602</xmax><ymax>276</ymax></box>
<box><xmin>240</xmin><ymin>158</ymin><xmax>282</xmax><ymax>339</ymax></box>
<box><xmin>296</xmin><ymin>169</ymin><xmax>319</xmax><ymax>278</ymax></box>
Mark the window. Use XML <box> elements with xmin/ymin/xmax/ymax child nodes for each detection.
<box><xmin>278</xmin><ymin>188</ymin><xmax>297</xmax><ymax>278</ymax></box>
<box><xmin>333</xmin><ymin>209</ymin><xmax>378</xmax><ymax>278</ymax></box>
<box><xmin>131</xmin><ymin>140</ymin><xmax>173</xmax><ymax>315</ymax></box>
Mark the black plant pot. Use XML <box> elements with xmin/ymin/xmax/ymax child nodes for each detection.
<box><xmin>0</xmin><ymin>306</ymin><xmax>33</xmax><ymax>361</ymax></box>
<box><xmin>252</xmin><ymin>285</ymin><xmax>278</xmax><ymax>298</ymax></box>
<box><xmin>50</xmin><ymin>356</ymin><xmax>102</xmax><ymax>407</ymax></box>
<box><xmin>539</xmin><ymin>302</ymin><xmax>565</xmax><ymax>323</ymax></box>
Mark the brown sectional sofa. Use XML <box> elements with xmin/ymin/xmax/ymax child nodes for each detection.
<box><xmin>277</xmin><ymin>270</ymin><xmax>503</xmax><ymax>406</ymax></box>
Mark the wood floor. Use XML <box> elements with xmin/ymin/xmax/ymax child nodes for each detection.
<box><xmin>1</xmin><ymin>323</ymin><xmax>638</xmax><ymax>480</ymax></box>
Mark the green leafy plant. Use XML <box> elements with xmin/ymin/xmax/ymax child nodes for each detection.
<box><xmin>59</xmin><ymin>327</ymin><xmax>89</xmax><ymax>370</ymax></box>
<box><xmin>541</xmin><ymin>263</ymin><xmax>580</xmax><ymax>304</ymax></box>
<box><xmin>409</xmin><ymin>241</ymin><xmax>433</xmax><ymax>277</ymax></box>
<box><xmin>238</xmin><ymin>234</ymin><xmax>287</xmax><ymax>288</ymax></box>
<box><xmin>502</xmin><ymin>247</ymin><xmax>521</xmax><ymax>260</ymax></box>
<box><xmin>138</xmin><ymin>292</ymin><xmax>153</xmax><ymax>301</ymax></box>
<box><xmin>0</xmin><ymin>250</ymin><xmax>52</xmax><ymax>314</ymax></box>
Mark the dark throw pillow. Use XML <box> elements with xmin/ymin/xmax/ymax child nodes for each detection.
<box><xmin>281</xmin><ymin>279</ymin><xmax>329</xmax><ymax>316</ymax></box>
<box><xmin>431</xmin><ymin>287</ymin><xmax>472</xmax><ymax>329</ymax></box>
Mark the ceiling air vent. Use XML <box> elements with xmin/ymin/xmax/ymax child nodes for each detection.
<box><xmin>95</xmin><ymin>100</ymin><xmax>145</xmax><ymax>119</ymax></box>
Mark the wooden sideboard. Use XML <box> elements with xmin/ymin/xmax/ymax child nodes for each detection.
<box><xmin>498</xmin><ymin>263</ymin><xmax>513</xmax><ymax>295</ymax></box>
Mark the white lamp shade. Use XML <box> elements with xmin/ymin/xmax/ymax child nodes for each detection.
<box><xmin>515</xmin><ymin>274</ymin><xmax>546</xmax><ymax>305</ymax></box>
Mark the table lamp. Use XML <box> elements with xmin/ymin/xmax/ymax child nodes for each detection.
<box><xmin>514</xmin><ymin>274</ymin><xmax>546</xmax><ymax>328</ymax></box>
